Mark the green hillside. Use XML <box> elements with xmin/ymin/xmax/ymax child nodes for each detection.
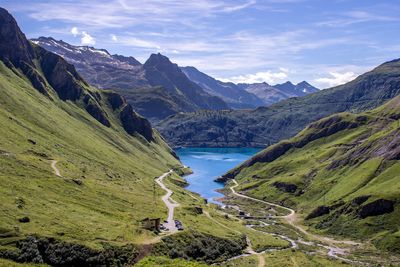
<box><xmin>223</xmin><ymin>95</ymin><xmax>400</xmax><ymax>253</ymax></box>
<box><xmin>0</xmin><ymin>7</ymin><xmax>187</xmax><ymax>264</ymax></box>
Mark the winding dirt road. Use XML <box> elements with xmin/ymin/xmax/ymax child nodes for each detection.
<box><xmin>51</xmin><ymin>160</ymin><xmax>62</xmax><ymax>177</ymax></box>
<box><xmin>155</xmin><ymin>170</ymin><xmax>179</xmax><ymax>232</ymax></box>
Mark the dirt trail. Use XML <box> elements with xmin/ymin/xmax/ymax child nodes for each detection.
<box><xmin>51</xmin><ymin>160</ymin><xmax>61</xmax><ymax>177</ymax></box>
<box><xmin>155</xmin><ymin>170</ymin><xmax>179</xmax><ymax>233</ymax></box>
<box><xmin>245</xmin><ymin>237</ymin><xmax>265</xmax><ymax>267</ymax></box>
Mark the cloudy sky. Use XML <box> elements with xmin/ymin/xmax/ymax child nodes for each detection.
<box><xmin>4</xmin><ymin>0</ymin><xmax>400</xmax><ymax>88</ymax></box>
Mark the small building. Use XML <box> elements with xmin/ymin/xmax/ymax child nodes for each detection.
<box><xmin>141</xmin><ymin>218</ymin><xmax>161</xmax><ymax>232</ymax></box>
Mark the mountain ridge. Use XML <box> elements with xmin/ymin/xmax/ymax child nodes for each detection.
<box><xmin>157</xmin><ymin>58</ymin><xmax>400</xmax><ymax>147</ymax></box>
<box><xmin>181</xmin><ymin>66</ymin><xmax>265</xmax><ymax>109</ymax></box>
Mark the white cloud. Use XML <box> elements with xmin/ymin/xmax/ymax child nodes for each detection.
<box><xmin>314</xmin><ymin>72</ymin><xmax>358</xmax><ymax>88</ymax></box>
<box><xmin>70</xmin><ymin>26</ymin><xmax>79</xmax><ymax>36</ymax></box>
<box><xmin>218</xmin><ymin>70</ymin><xmax>288</xmax><ymax>84</ymax></box>
<box><xmin>118</xmin><ymin>36</ymin><xmax>161</xmax><ymax>50</ymax></box>
<box><xmin>15</xmin><ymin>0</ymin><xmax>258</xmax><ymax>29</ymax></box>
<box><xmin>318</xmin><ymin>10</ymin><xmax>399</xmax><ymax>27</ymax></box>
<box><xmin>111</xmin><ymin>34</ymin><xmax>118</xmax><ymax>41</ymax></box>
<box><xmin>221</xmin><ymin>0</ymin><xmax>256</xmax><ymax>13</ymax></box>
<box><xmin>81</xmin><ymin>31</ymin><xmax>96</xmax><ymax>45</ymax></box>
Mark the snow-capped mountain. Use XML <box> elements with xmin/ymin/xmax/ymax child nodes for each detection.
<box><xmin>31</xmin><ymin>37</ymin><xmax>148</xmax><ymax>89</ymax></box>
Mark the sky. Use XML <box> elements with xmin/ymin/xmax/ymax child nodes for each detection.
<box><xmin>3</xmin><ymin>0</ymin><xmax>400</xmax><ymax>88</ymax></box>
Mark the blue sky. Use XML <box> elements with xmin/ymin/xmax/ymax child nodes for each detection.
<box><xmin>3</xmin><ymin>0</ymin><xmax>400</xmax><ymax>88</ymax></box>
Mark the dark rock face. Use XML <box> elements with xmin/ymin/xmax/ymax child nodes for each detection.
<box><xmin>39</xmin><ymin>49</ymin><xmax>85</xmax><ymax>101</ymax></box>
<box><xmin>352</xmin><ymin>195</ymin><xmax>370</xmax><ymax>206</ymax></box>
<box><xmin>120</xmin><ymin>104</ymin><xmax>153</xmax><ymax>141</ymax></box>
<box><xmin>358</xmin><ymin>199</ymin><xmax>394</xmax><ymax>218</ymax></box>
<box><xmin>0</xmin><ymin>8</ymin><xmax>34</xmax><ymax>68</ymax></box>
<box><xmin>273</xmin><ymin>182</ymin><xmax>297</xmax><ymax>193</ymax></box>
<box><xmin>106</xmin><ymin>92</ymin><xmax>125</xmax><ymax>110</ymax></box>
<box><xmin>0</xmin><ymin>8</ymin><xmax>49</xmax><ymax>95</ymax></box>
<box><xmin>84</xmin><ymin>98</ymin><xmax>111</xmax><ymax>127</ymax></box>
<box><xmin>306</xmin><ymin>206</ymin><xmax>330</xmax><ymax>220</ymax></box>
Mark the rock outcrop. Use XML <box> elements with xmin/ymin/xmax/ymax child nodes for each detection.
<box><xmin>358</xmin><ymin>199</ymin><xmax>394</xmax><ymax>219</ymax></box>
<box><xmin>120</xmin><ymin>104</ymin><xmax>153</xmax><ymax>142</ymax></box>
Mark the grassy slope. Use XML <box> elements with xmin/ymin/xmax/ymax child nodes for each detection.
<box><xmin>0</xmin><ymin>60</ymin><xmax>300</xmax><ymax>265</ymax></box>
<box><xmin>228</xmin><ymin>96</ymin><xmax>400</xmax><ymax>252</ymax></box>
<box><xmin>0</xmin><ymin>60</ymin><xmax>182</xmax><ymax>248</ymax></box>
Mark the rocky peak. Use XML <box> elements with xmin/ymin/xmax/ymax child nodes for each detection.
<box><xmin>0</xmin><ymin>7</ymin><xmax>34</xmax><ymax>68</ymax></box>
<box><xmin>297</xmin><ymin>81</ymin><xmax>311</xmax><ymax>87</ymax></box>
<box><xmin>112</xmin><ymin>54</ymin><xmax>141</xmax><ymax>66</ymax></box>
<box><xmin>144</xmin><ymin>53</ymin><xmax>178</xmax><ymax>71</ymax></box>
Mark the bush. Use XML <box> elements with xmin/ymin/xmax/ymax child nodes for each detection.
<box><xmin>0</xmin><ymin>235</ymin><xmax>139</xmax><ymax>267</ymax></box>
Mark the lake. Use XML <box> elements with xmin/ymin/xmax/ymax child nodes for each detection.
<box><xmin>176</xmin><ymin>147</ymin><xmax>262</xmax><ymax>204</ymax></box>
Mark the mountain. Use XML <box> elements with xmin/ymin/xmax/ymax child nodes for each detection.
<box><xmin>274</xmin><ymin>81</ymin><xmax>319</xmax><ymax>96</ymax></box>
<box><xmin>238</xmin><ymin>82</ymin><xmax>293</xmax><ymax>105</ymax></box>
<box><xmin>0</xmin><ymin>6</ymin><xmax>185</xmax><ymax>263</ymax></box>
<box><xmin>143</xmin><ymin>53</ymin><xmax>228</xmax><ymax>111</ymax></box>
<box><xmin>238</xmin><ymin>81</ymin><xmax>319</xmax><ymax>106</ymax></box>
<box><xmin>181</xmin><ymin>66</ymin><xmax>318</xmax><ymax>108</ymax></box>
<box><xmin>221</xmin><ymin>95</ymin><xmax>400</xmax><ymax>253</ymax></box>
<box><xmin>156</xmin><ymin>59</ymin><xmax>400</xmax><ymax>147</ymax></box>
<box><xmin>31</xmin><ymin>37</ymin><xmax>228</xmax><ymax>121</ymax></box>
<box><xmin>181</xmin><ymin>66</ymin><xmax>264</xmax><ymax>108</ymax></box>
<box><xmin>31</xmin><ymin>36</ymin><xmax>148</xmax><ymax>90</ymax></box>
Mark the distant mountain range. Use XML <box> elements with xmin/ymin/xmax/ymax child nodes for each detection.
<box><xmin>31</xmin><ymin>37</ymin><xmax>318</xmax><ymax>120</ymax></box>
<box><xmin>181</xmin><ymin>66</ymin><xmax>264</xmax><ymax>109</ymax></box>
<box><xmin>238</xmin><ymin>81</ymin><xmax>318</xmax><ymax>106</ymax></box>
<box><xmin>157</xmin><ymin>58</ymin><xmax>400</xmax><ymax>147</ymax></box>
<box><xmin>32</xmin><ymin>37</ymin><xmax>228</xmax><ymax>121</ymax></box>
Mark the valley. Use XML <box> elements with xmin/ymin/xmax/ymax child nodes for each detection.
<box><xmin>1</xmin><ymin>3</ymin><xmax>400</xmax><ymax>267</ymax></box>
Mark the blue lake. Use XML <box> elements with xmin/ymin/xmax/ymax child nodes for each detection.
<box><xmin>176</xmin><ymin>147</ymin><xmax>262</xmax><ymax>204</ymax></box>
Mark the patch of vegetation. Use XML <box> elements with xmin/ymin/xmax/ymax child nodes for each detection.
<box><xmin>152</xmin><ymin>230</ymin><xmax>246</xmax><ymax>264</ymax></box>
<box><xmin>220</xmin><ymin>255</ymin><xmax>259</xmax><ymax>267</ymax></box>
<box><xmin>0</xmin><ymin>258</ymin><xmax>49</xmax><ymax>267</ymax></box>
<box><xmin>263</xmin><ymin>250</ymin><xmax>350</xmax><ymax>267</ymax></box>
<box><xmin>136</xmin><ymin>256</ymin><xmax>208</xmax><ymax>267</ymax></box>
